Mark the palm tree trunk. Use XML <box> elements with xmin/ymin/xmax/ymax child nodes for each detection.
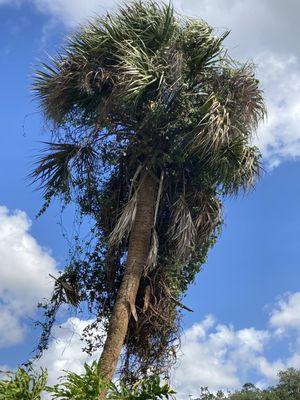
<box><xmin>97</xmin><ymin>171</ymin><xmax>158</xmax><ymax>395</ymax></box>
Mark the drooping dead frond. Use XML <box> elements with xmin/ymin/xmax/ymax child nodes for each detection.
<box><xmin>49</xmin><ymin>274</ymin><xmax>81</xmax><ymax>307</ymax></box>
<box><xmin>146</xmin><ymin>228</ymin><xmax>158</xmax><ymax>273</ymax></box>
<box><xmin>193</xmin><ymin>192</ymin><xmax>222</xmax><ymax>243</ymax></box>
<box><xmin>124</xmin><ymin>267</ymin><xmax>180</xmax><ymax>379</ymax></box>
<box><xmin>108</xmin><ymin>190</ymin><xmax>138</xmax><ymax>249</ymax></box>
<box><xmin>168</xmin><ymin>195</ymin><xmax>196</xmax><ymax>261</ymax></box>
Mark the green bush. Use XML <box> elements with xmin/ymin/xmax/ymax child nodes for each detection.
<box><xmin>3</xmin><ymin>364</ymin><xmax>299</xmax><ymax>400</ymax></box>
<box><xmin>0</xmin><ymin>364</ymin><xmax>174</xmax><ymax>400</ymax></box>
<box><xmin>47</xmin><ymin>362</ymin><xmax>104</xmax><ymax>400</ymax></box>
<box><xmin>0</xmin><ymin>367</ymin><xmax>47</xmax><ymax>400</ymax></box>
<box><xmin>109</xmin><ymin>375</ymin><xmax>175</xmax><ymax>399</ymax></box>
<box><xmin>47</xmin><ymin>361</ymin><xmax>175</xmax><ymax>400</ymax></box>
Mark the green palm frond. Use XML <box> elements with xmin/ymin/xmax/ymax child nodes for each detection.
<box><xmin>33</xmin><ymin>55</ymin><xmax>114</xmax><ymax>123</ymax></box>
<box><xmin>118</xmin><ymin>42</ymin><xmax>165</xmax><ymax>104</ymax></box>
<box><xmin>31</xmin><ymin>142</ymin><xmax>97</xmax><ymax>193</ymax></box>
<box><xmin>181</xmin><ymin>20</ymin><xmax>229</xmax><ymax>71</ymax></box>
<box><xmin>217</xmin><ymin>138</ymin><xmax>261</xmax><ymax>194</ymax></box>
<box><xmin>116</xmin><ymin>1</ymin><xmax>176</xmax><ymax>52</ymax></box>
<box><xmin>32</xmin><ymin>2</ymin><xmax>180</xmax><ymax>124</ymax></box>
<box><xmin>193</xmin><ymin>192</ymin><xmax>222</xmax><ymax>243</ymax></box>
<box><xmin>228</xmin><ymin>64</ymin><xmax>266</xmax><ymax>132</ymax></box>
<box><xmin>190</xmin><ymin>93</ymin><xmax>231</xmax><ymax>155</ymax></box>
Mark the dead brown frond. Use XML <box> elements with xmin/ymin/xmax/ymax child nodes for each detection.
<box><xmin>123</xmin><ymin>267</ymin><xmax>180</xmax><ymax>380</ymax></box>
<box><xmin>168</xmin><ymin>195</ymin><xmax>196</xmax><ymax>261</ymax></box>
<box><xmin>193</xmin><ymin>192</ymin><xmax>222</xmax><ymax>243</ymax></box>
<box><xmin>49</xmin><ymin>273</ymin><xmax>81</xmax><ymax>307</ymax></box>
<box><xmin>145</xmin><ymin>228</ymin><xmax>159</xmax><ymax>273</ymax></box>
<box><xmin>108</xmin><ymin>190</ymin><xmax>138</xmax><ymax>248</ymax></box>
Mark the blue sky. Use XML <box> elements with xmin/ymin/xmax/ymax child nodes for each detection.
<box><xmin>1</xmin><ymin>0</ymin><xmax>300</xmax><ymax>398</ymax></box>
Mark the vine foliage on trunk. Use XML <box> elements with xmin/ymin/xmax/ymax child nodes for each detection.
<box><xmin>31</xmin><ymin>0</ymin><xmax>266</xmax><ymax>381</ymax></box>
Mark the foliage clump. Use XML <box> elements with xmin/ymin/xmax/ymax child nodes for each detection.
<box><xmin>1</xmin><ymin>366</ymin><xmax>300</xmax><ymax>400</ymax></box>
<box><xmin>0</xmin><ymin>365</ymin><xmax>174</xmax><ymax>400</ymax></box>
<box><xmin>32</xmin><ymin>0</ymin><xmax>265</xmax><ymax>380</ymax></box>
<box><xmin>0</xmin><ymin>367</ymin><xmax>47</xmax><ymax>400</ymax></box>
<box><xmin>192</xmin><ymin>368</ymin><xmax>300</xmax><ymax>399</ymax></box>
<box><xmin>48</xmin><ymin>362</ymin><xmax>175</xmax><ymax>400</ymax></box>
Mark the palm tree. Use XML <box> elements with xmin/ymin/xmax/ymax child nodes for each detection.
<box><xmin>32</xmin><ymin>0</ymin><xmax>265</xmax><ymax>393</ymax></box>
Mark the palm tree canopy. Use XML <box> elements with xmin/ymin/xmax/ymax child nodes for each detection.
<box><xmin>32</xmin><ymin>0</ymin><xmax>266</xmax><ymax>379</ymax></box>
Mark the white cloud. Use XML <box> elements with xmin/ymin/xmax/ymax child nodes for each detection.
<box><xmin>32</xmin><ymin>0</ymin><xmax>117</xmax><ymax>27</ymax></box>
<box><xmin>0</xmin><ymin>307</ymin><xmax>24</xmax><ymax>347</ymax></box>
<box><xmin>173</xmin><ymin>317</ymin><xmax>270</xmax><ymax>397</ymax></box>
<box><xmin>0</xmin><ymin>205</ymin><xmax>57</xmax><ymax>347</ymax></box>
<box><xmin>173</xmin><ymin>0</ymin><xmax>300</xmax><ymax>59</ymax></box>
<box><xmin>270</xmin><ymin>292</ymin><xmax>300</xmax><ymax>334</ymax></box>
<box><xmin>253</xmin><ymin>54</ymin><xmax>300</xmax><ymax>167</ymax></box>
<box><xmin>174</xmin><ymin>291</ymin><xmax>300</xmax><ymax>398</ymax></box>
<box><xmin>0</xmin><ymin>365</ymin><xmax>10</xmax><ymax>379</ymax></box>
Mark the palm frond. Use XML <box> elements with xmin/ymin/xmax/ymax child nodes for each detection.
<box><xmin>182</xmin><ymin>20</ymin><xmax>229</xmax><ymax>71</ymax></box>
<box><xmin>217</xmin><ymin>138</ymin><xmax>261</xmax><ymax>194</ymax></box>
<box><xmin>190</xmin><ymin>93</ymin><xmax>230</xmax><ymax>155</ymax></box>
<box><xmin>228</xmin><ymin>63</ymin><xmax>266</xmax><ymax>132</ymax></box>
<box><xmin>33</xmin><ymin>54</ymin><xmax>115</xmax><ymax>124</ymax></box>
<box><xmin>146</xmin><ymin>228</ymin><xmax>159</xmax><ymax>273</ymax></box>
<box><xmin>117</xmin><ymin>1</ymin><xmax>177</xmax><ymax>52</ymax></box>
<box><xmin>31</xmin><ymin>142</ymin><xmax>97</xmax><ymax>193</ymax></box>
<box><xmin>168</xmin><ymin>195</ymin><xmax>196</xmax><ymax>261</ymax></box>
<box><xmin>193</xmin><ymin>192</ymin><xmax>222</xmax><ymax>243</ymax></box>
<box><xmin>117</xmin><ymin>42</ymin><xmax>164</xmax><ymax>105</ymax></box>
<box><xmin>108</xmin><ymin>190</ymin><xmax>138</xmax><ymax>248</ymax></box>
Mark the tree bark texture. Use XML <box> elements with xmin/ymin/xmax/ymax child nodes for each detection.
<box><xmin>97</xmin><ymin>171</ymin><xmax>158</xmax><ymax>394</ymax></box>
